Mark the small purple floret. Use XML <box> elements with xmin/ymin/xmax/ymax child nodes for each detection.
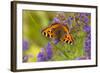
<box><xmin>83</xmin><ymin>25</ymin><xmax>91</xmax><ymax>32</ymax></box>
<box><xmin>46</xmin><ymin>43</ymin><xmax>53</xmax><ymax>60</ymax></box>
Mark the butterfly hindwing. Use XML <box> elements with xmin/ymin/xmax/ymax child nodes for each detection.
<box><xmin>61</xmin><ymin>33</ymin><xmax>74</xmax><ymax>45</ymax></box>
<box><xmin>42</xmin><ymin>23</ymin><xmax>62</xmax><ymax>39</ymax></box>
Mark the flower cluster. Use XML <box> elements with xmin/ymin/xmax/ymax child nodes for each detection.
<box><xmin>75</xmin><ymin>13</ymin><xmax>91</xmax><ymax>60</ymax></box>
<box><xmin>75</xmin><ymin>13</ymin><xmax>90</xmax><ymax>26</ymax></box>
<box><xmin>53</xmin><ymin>12</ymin><xmax>73</xmax><ymax>28</ymax></box>
<box><xmin>82</xmin><ymin>13</ymin><xmax>91</xmax><ymax>59</ymax></box>
<box><xmin>37</xmin><ymin>43</ymin><xmax>53</xmax><ymax>62</ymax></box>
<box><xmin>84</xmin><ymin>28</ymin><xmax>91</xmax><ymax>59</ymax></box>
<box><xmin>23</xmin><ymin>39</ymin><xmax>34</xmax><ymax>62</ymax></box>
<box><xmin>83</xmin><ymin>25</ymin><xmax>91</xmax><ymax>33</ymax></box>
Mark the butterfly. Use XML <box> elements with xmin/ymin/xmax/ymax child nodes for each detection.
<box><xmin>41</xmin><ymin>23</ymin><xmax>74</xmax><ymax>45</ymax></box>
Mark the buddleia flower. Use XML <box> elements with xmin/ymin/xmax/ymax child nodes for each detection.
<box><xmin>64</xmin><ymin>16</ymin><xmax>73</xmax><ymax>28</ymax></box>
<box><xmin>45</xmin><ymin>43</ymin><xmax>53</xmax><ymax>60</ymax></box>
<box><xmin>37</xmin><ymin>43</ymin><xmax>53</xmax><ymax>62</ymax></box>
<box><xmin>53</xmin><ymin>39</ymin><xmax>59</xmax><ymax>44</ymax></box>
<box><xmin>37</xmin><ymin>49</ymin><xmax>46</xmax><ymax>61</ymax></box>
<box><xmin>53</xmin><ymin>17</ymin><xmax>61</xmax><ymax>23</ymax></box>
<box><xmin>83</xmin><ymin>25</ymin><xmax>91</xmax><ymax>33</ymax></box>
<box><xmin>79</xmin><ymin>13</ymin><xmax>90</xmax><ymax>24</ymax></box>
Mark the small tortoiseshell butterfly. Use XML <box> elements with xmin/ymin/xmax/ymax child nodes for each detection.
<box><xmin>41</xmin><ymin>23</ymin><xmax>74</xmax><ymax>45</ymax></box>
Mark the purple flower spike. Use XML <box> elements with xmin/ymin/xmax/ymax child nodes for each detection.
<box><xmin>84</xmin><ymin>31</ymin><xmax>91</xmax><ymax>59</ymax></box>
<box><xmin>46</xmin><ymin>43</ymin><xmax>52</xmax><ymax>49</ymax></box>
<box><xmin>84</xmin><ymin>41</ymin><xmax>91</xmax><ymax>51</ymax></box>
<box><xmin>80</xmin><ymin>13</ymin><xmax>86</xmax><ymax>17</ymax></box>
<box><xmin>53</xmin><ymin>39</ymin><xmax>59</xmax><ymax>44</ymax></box>
<box><xmin>79</xmin><ymin>13</ymin><xmax>86</xmax><ymax>21</ymax></box>
<box><xmin>84</xmin><ymin>33</ymin><xmax>91</xmax><ymax>52</ymax></box>
<box><xmin>65</xmin><ymin>17</ymin><xmax>72</xmax><ymax>25</ymax></box>
<box><xmin>37</xmin><ymin>43</ymin><xmax>53</xmax><ymax>62</ymax></box>
<box><xmin>69</xmin><ymin>16</ymin><xmax>73</xmax><ymax>20</ymax></box>
<box><xmin>75</xmin><ymin>15</ymin><xmax>80</xmax><ymax>19</ymax></box>
<box><xmin>53</xmin><ymin>17</ymin><xmax>60</xmax><ymax>23</ymax></box>
<box><xmin>37</xmin><ymin>51</ymin><xmax>46</xmax><ymax>62</ymax></box>
<box><xmin>46</xmin><ymin>43</ymin><xmax>53</xmax><ymax>60</ymax></box>
<box><xmin>23</xmin><ymin>40</ymin><xmax>29</xmax><ymax>51</ymax></box>
<box><xmin>84</xmin><ymin>16</ymin><xmax>89</xmax><ymax>23</ymax></box>
<box><xmin>83</xmin><ymin>25</ymin><xmax>91</xmax><ymax>32</ymax></box>
<box><xmin>87</xmin><ymin>33</ymin><xmax>91</xmax><ymax>40</ymax></box>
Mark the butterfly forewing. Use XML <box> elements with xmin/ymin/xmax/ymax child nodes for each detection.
<box><xmin>42</xmin><ymin>26</ymin><xmax>56</xmax><ymax>39</ymax></box>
